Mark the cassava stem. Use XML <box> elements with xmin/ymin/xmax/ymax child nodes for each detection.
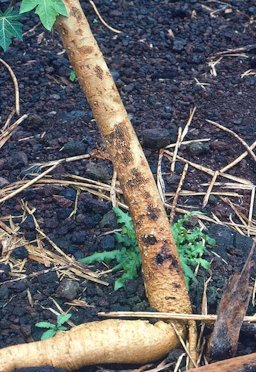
<box><xmin>0</xmin><ymin>1</ymin><xmax>195</xmax><ymax>370</ymax></box>
<box><xmin>56</xmin><ymin>0</ymin><xmax>191</xmax><ymax>315</ymax></box>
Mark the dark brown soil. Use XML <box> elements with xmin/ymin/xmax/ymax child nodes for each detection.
<box><xmin>0</xmin><ymin>0</ymin><xmax>256</xmax><ymax>371</ymax></box>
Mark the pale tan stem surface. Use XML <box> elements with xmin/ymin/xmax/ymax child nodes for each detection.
<box><xmin>0</xmin><ymin>0</ymin><xmax>195</xmax><ymax>370</ymax></box>
<box><xmin>0</xmin><ymin>320</ymin><xmax>182</xmax><ymax>372</ymax></box>
<box><xmin>56</xmin><ymin>0</ymin><xmax>191</xmax><ymax>314</ymax></box>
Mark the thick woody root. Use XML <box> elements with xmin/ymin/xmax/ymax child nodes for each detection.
<box><xmin>188</xmin><ymin>352</ymin><xmax>256</xmax><ymax>372</ymax></box>
<box><xmin>0</xmin><ymin>320</ymin><xmax>183</xmax><ymax>372</ymax></box>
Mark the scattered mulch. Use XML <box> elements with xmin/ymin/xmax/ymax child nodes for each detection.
<box><xmin>0</xmin><ymin>0</ymin><xmax>256</xmax><ymax>371</ymax></box>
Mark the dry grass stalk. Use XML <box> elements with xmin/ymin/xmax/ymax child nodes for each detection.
<box><xmin>0</xmin><ymin>58</ymin><xmax>20</xmax><ymax>115</ymax></box>
<box><xmin>196</xmin><ymin>278</ymin><xmax>211</xmax><ymax>365</ymax></box>
<box><xmin>165</xmin><ymin>150</ymin><xmax>253</xmax><ymax>185</ymax></box>
<box><xmin>212</xmin><ymin>44</ymin><xmax>256</xmax><ymax>57</ymax></box>
<box><xmin>170</xmin><ymin>127</ymin><xmax>182</xmax><ymax>176</ymax></box>
<box><xmin>201</xmin><ymin>182</ymin><xmax>253</xmax><ymax>190</ymax></box>
<box><xmin>165</xmin><ymin>150</ymin><xmax>213</xmax><ymax>176</ymax></box>
<box><xmin>173</xmin><ymin>353</ymin><xmax>186</xmax><ymax>372</ymax></box>
<box><xmin>2</xmin><ymin>108</ymin><xmax>15</xmax><ymax>131</ymax></box>
<box><xmin>88</xmin><ymin>0</ymin><xmax>122</xmax><ymax>33</ymax></box>
<box><xmin>157</xmin><ymin>149</ymin><xmax>166</xmax><ymax>203</ymax></box>
<box><xmin>0</xmin><ymin>163</ymin><xmax>58</xmax><ymax>204</ymax></box>
<box><xmin>0</xmin><ymin>114</ymin><xmax>28</xmax><ymax>149</ymax></box>
<box><xmin>110</xmin><ymin>170</ymin><xmax>117</xmax><ymax>207</ymax></box>
<box><xmin>206</xmin><ymin>119</ymin><xmax>256</xmax><ymax>162</ymax></box>
<box><xmin>69</xmin><ymin>189</ymin><xmax>80</xmax><ymax>219</ymax></box>
<box><xmin>166</xmin><ymin>191</ymin><xmax>241</xmax><ymax>198</ymax></box>
<box><xmin>165</xmin><ymin>138</ymin><xmax>210</xmax><ymax>149</ymax></box>
<box><xmin>220</xmin><ymin>141</ymin><xmax>256</xmax><ymax>173</ymax></box>
<box><xmin>98</xmin><ymin>311</ymin><xmax>256</xmax><ymax>323</ymax></box>
<box><xmin>171</xmin><ymin>322</ymin><xmax>197</xmax><ymax>368</ymax></box>
<box><xmin>208</xmin><ymin>57</ymin><xmax>223</xmax><ymax>76</ymax></box>
<box><xmin>241</xmin><ymin>69</ymin><xmax>256</xmax><ymax>78</ymax></box>
<box><xmin>202</xmin><ymin>171</ymin><xmax>219</xmax><ymax>208</ymax></box>
<box><xmin>220</xmin><ymin>197</ymin><xmax>249</xmax><ymax>229</ymax></box>
<box><xmin>181</xmin><ymin>107</ymin><xmax>197</xmax><ymax>142</ymax></box>
<box><xmin>169</xmin><ymin>164</ymin><xmax>188</xmax><ymax>224</ymax></box>
<box><xmin>248</xmin><ymin>187</ymin><xmax>255</xmax><ymax>235</ymax></box>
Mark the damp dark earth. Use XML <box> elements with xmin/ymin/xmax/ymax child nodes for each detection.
<box><xmin>0</xmin><ymin>0</ymin><xmax>256</xmax><ymax>371</ymax></box>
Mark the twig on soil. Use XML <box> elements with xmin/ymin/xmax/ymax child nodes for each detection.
<box><xmin>220</xmin><ymin>197</ymin><xmax>249</xmax><ymax>230</ymax></box>
<box><xmin>164</xmin><ymin>150</ymin><xmax>253</xmax><ymax>185</ymax></box>
<box><xmin>0</xmin><ymin>163</ymin><xmax>58</xmax><ymax>204</ymax></box>
<box><xmin>1</xmin><ymin>264</ymin><xmax>70</xmax><ymax>284</ymax></box>
<box><xmin>202</xmin><ymin>171</ymin><xmax>219</xmax><ymax>208</ymax></box>
<box><xmin>166</xmin><ymin>191</ymin><xmax>241</xmax><ymax>198</ymax></box>
<box><xmin>157</xmin><ymin>149</ymin><xmax>166</xmax><ymax>203</ymax></box>
<box><xmin>2</xmin><ymin>108</ymin><xmax>15</xmax><ymax>131</ymax></box>
<box><xmin>206</xmin><ymin>119</ymin><xmax>256</xmax><ymax>162</ymax></box>
<box><xmin>248</xmin><ymin>186</ymin><xmax>255</xmax><ymax>235</ymax></box>
<box><xmin>171</xmin><ymin>322</ymin><xmax>197</xmax><ymax>368</ymax></box>
<box><xmin>98</xmin><ymin>311</ymin><xmax>256</xmax><ymax>323</ymax></box>
<box><xmin>110</xmin><ymin>170</ymin><xmax>117</xmax><ymax>207</ymax></box>
<box><xmin>220</xmin><ymin>141</ymin><xmax>256</xmax><ymax>173</ymax></box>
<box><xmin>170</xmin><ymin>127</ymin><xmax>182</xmax><ymax>176</ymax></box>
<box><xmin>22</xmin><ymin>22</ymin><xmax>40</xmax><ymax>36</ymax></box>
<box><xmin>208</xmin><ymin>58</ymin><xmax>223</xmax><ymax>76</ymax></box>
<box><xmin>88</xmin><ymin>0</ymin><xmax>122</xmax><ymax>33</ymax></box>
<box><xmin>173</xmin><ymin>353</ymin><xmax>186</xmax><ymax>372</ymax></box>
<box><xmin>165</xmin><ymin>138</ymin><xmax>210</xmax><ymax>149</ymax></box>
<box><xmin>0</xmin><ymin>58</ymin><xmax>20</xmax><ymax>115</ymax></box>
<box><xmin>194</xmin><ymin>78</ymin><xmax>210</xmax><ymax>91</ymax></box>
<box><xmin>241</xmin><ymin>69</ymin><xmax>256</xmax><ymax>78</ymax></box>
<box><xmin>68</xmin><ymin>189</ymin><xmax>80</xmax><ymax>219</ymax></box>
<box><xmin>197</xmin><ymin>278</ymin><xmax>211</xmax><ymax>365</ymax></box>
<box><xmin>212</xmin><ymin>43</ymin><xmax>256</xmax><ymax>57</ymax></box>
<box><xmin>181</xmin><ymin>107</ymin><xmax>197</xmax><ymax>143</ymax></box>
<box><xmin>0</xmin><ymin>114</ymin><xmax>28</xmax><ymax>149</ymax></box>
<box><xmin>169</xmin><ymin>163</ymin><xmax>188</xmax><ymax>224</ymax></box>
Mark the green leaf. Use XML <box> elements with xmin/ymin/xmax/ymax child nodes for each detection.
<box><xmin>0</xmin><ymin>8</ymin><xmax>23</xmax><ymax>51</ymax></box>
<box><xmin>52</xmin><ymin>0</ymin><xmax>68</xmax><ymax>16</ymax></box>
<box><xmin>20</xmin><ymin>0</ymin><xmax>39</xmax><ymax>13</ymax></box>
<box><xmin>80</xmin><ymin>250</ymin><xmax>121</xmax><ymax>265</ymax></box>
<box><xmin>35</xmin><ymin>321</ymin><xmax>56</xmax><ymax>329</ymax></box>
<box><xmin>57</xmin><ymin>313</ymin><xmax>71</xmax><ymax>326</ymax></box>
<box><xmin>57</xmin><ymin>325</ymin><xmax>68</xmax><ymax>331</ymax></box>
<box><xmin>69</xmin><ymin>70</ymin><xmax>77</xmax><ymax>82</ymax></box>
<box><xmin>20</xmin><ymin>0</ymin><xmax>67</xmax><ymax>31</ymax></box>
<box><xmin>40</xmin><ymin>329</ymin><xmax>56</xmax><ymax>340</ymax></box>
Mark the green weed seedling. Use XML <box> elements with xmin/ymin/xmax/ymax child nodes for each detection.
<box><xmin>80</xmin><ymin>208</ymin><xmax>215</xmax><ymax>290</ymax></box>
<box><xmin>69</xmin><ymin>70</ymin><xmax>77</xmax><ymax>82</ymax></box>
<box><xmin>80</xmin><ymin>207</ymin><xmax>141</xmax><ymax>291</ymax></box>
<box><xmin>35</xmin><ymin>313</ymin><xmax>72</xmax><ymax>340</ymax></box>
<box><xmin>172</xmin><ymin>212</ymin><xmax>215</xmax><ymax>287</ymax></box>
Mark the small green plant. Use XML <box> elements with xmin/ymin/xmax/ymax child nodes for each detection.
<box><xmin>35</xmin><ymin>313</ymin><xmax>72</xmax><ymax>340</ymax></box>
<box><xmin>80</xmin><ymin>207</ymin><xmax>140</xmax><ymax>291</ymax></box>
<box><xmin>172</xmin><ymin>212</ymin><xmax>215</xmax><ymax>287</ymax></box>
<box><xmin>80</xmin><ymin>208</ymin><xmax>215</xmax><ymax>290</ymax></box>
<box><xmin>69</xmin><ymin>69</ymin><xmax>77</xmax><ymax>82</ymax></box>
